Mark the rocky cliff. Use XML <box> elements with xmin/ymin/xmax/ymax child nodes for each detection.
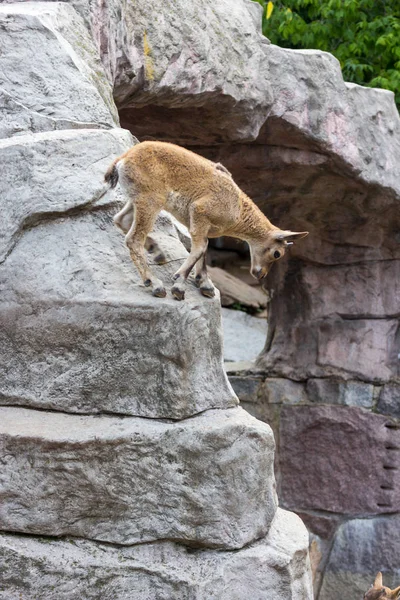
<box><xmin>0</xmin><ymin>2</ymin><xmax>312</xmax><ymax>599</ymax></box>
<box><xmin>25</xmin><ymin>0</ymin><xmax>400</xmax><ymax>597</ymax></box>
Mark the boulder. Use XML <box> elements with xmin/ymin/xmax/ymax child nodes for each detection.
<box><xmin>0</xmin><ymin>129</ymin><xmax>237</xmax><ymax>419</ymax></box>
<box><xmin>0</xmin><ymin>406</ymin><xmax>277</xmax><ymax>549</ymax></box>
<box><xmin>0</xmin><ymin>509</ymin><xmax>312</xmax><ymax>600</ymax></box>
<box><xmin>319</xmin><ymin>516</ymin><xmax>400</xmax><ymax>600</ymax></box>
<box><xmin>0</xmin><ymin>3</ymin><xmax>118</xmax><ymax>138</ymax></box>
<box><xmin>279</xmin><ymin>405</ymin><xmax>400</xmax><ymax>515</ymax></box>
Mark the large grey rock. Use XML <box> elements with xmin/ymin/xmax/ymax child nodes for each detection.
<box><xmin>222</xmin><ymin>308</ymin><xmax>267</xmax><ymax>363</ymax></box>
<box><xmin>0</xmin><ymin>508</ymin><xmax>312</xmax><ymax>600</ymax></box>
<box><xmin>0</xmin><ymin>128</ymin><xmax>131</xmax><ymax>261</ymax></box>
<box><xmin>319</xmin><ymin>516</ymin><xmax>400</xmax><ymax>600</ymax></box>
<box><xmin>0</xmin><ymin>129</ymin><xmax>237</xmax><ymax>418</ymax></box>
<box><xmin>0</xmin><ymin>406</ymin><xmax>277</xmax><ymax>549</ymax></box>
<box><xmin>0</xmin><ymin>3</ymin><xmax>118</xmax><ymax>138</ymax></box>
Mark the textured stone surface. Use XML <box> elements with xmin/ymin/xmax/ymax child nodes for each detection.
<box><xmin>0</xmin><ymin>406</ymin><xmax>277</xmax><ymax>549</ymax></box>
<box><xmin>0</xmin><ymin>3</ymin><xmax>118</xmax><ymax>138</ymax></box>
<box><xmin>319</xmin><ymin>516</ymin><xmax>400</xmax><ymax>600</ymax></box>
<box><xmin>378</xmin><ymin>384</ymin><xmax>400</xmax><ymax>418</ymax></box>
<box><xmin>279</xmin><ymin>405</ymin><xmax>400</xmax><ymax>515</ymax></box>
<box><xmin>307</xmin><ymin>378</ymin><xmax>375</xmax><ymax>409</ymax></box>
<box><xmin>0</xmin><ymin>509</ymin><xmax>312</xmax><ymax>600</ymax></box>
<box><xmin>0</xmin><ymin>128</ymin><xmax>130</xmax><ymax>261</ymax></box>
<box><xmin>221</xmin><ymin>308</ymin><xmax>267</xmax><ymax>363</ymax></box>
<box><xmin>3</xmin><ymin>0</ymin><xmax>400</xmax><ymax>389</ymax></box>
<box><xmin>263</xmin><ymin>378</ymin><xmax>306</xmax><ymax>405</ymax></box>
<box><xmin>0</xmin><ymin>1</ymin><xmax>314</xmax><ymax>597</ymax></box>
<box><xmin>0</xmin><ymin>131</ymin><xmax>236</xmax><ymax>419</ymax></box>
<box><xmin>229</xmin><ymin>376</ymin><xmax>263</xmax><ymax>404</ymax></box>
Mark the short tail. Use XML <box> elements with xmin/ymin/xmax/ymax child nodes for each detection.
<box><xmin>104</xmin><ymin>157</ymin><xmax>121</xmax><ymax>189</ymax></box>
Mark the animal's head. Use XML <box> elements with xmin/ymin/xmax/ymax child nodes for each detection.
<box><xmin>364</xmin><ymin>573</ymin><xmax>400</xmax><ymax>600</ymax></box>
<box><xmin>249</xmin><ymin>230</ymin><xmax>309</xmax><ymax>280</ymax></box>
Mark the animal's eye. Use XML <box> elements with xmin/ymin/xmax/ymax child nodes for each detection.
<box><xmin>274</xmin><ymin>250</ymin><xmax>281</xmax><ymax>259</ymax></box>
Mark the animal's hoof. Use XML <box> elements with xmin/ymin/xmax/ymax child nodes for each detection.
<box><xmin>153</xmin><ymin>286</ymin><xmax>167</xmax><ymax>298</ymax></box>
<box><xmin>171</xmin><ymin>285</ymin><xmax>185</xmax><ymax>301</ymax></box>
<box><xmin>144</xmin><ymin>279</ymin><xmax>152</xmax><ymax>287</ymax></box>
<box><xmin>200</xmin><ymin>286</ymin><xmax>215</xmax><ymax>298</ymax></box>
<box><xmin>154</xmin><ymin>253</ymin><xmax>167</xmax><ymax>265</ymax></box>
<box><xmin>172</xmin><ymin>273</ymin><xmax>180</xmax><ymax>281</ymax></box>
<box><xmin>194</xmin><ymin>276</ymin><xmax>202</xmax><ymax>288</ymax></box>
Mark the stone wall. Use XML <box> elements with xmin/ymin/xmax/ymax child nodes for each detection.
<box><xmin>228</xmin><ymin>364</ymin><xmax>400</xmax><ymax>598</ymax></box>
<box><xmin>0</xmin><ymin>2</ymin><xmax>312</xmax><ymax>598</ymax></box>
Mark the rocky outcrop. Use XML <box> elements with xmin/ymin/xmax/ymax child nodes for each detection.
<box><xmin>0</xmin><ymin>406</ymin><xmax>276</xmax><ymax>548</ymax></box>
<box><xmin>0</xmin><ymin>509</ymin><xmax>312</xmax><ymax>600</ymax></box>
<box><xmin>0</xmin><ymin>2</ymin><xmax>312</xmax><ymax>598</ymax></box>
<box><xmin>68</xmin><ymin>0</ymin><xmax>399</xmax><ymax>595</ymax></box>
<box><xmin>0</xmin><ymin>2</ymin><xmax>118</xmax><ymax>136</ymax></box>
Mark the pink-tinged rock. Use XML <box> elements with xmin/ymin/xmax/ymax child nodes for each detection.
<box><xmin>317</xmin><ymin>319</ymin><xmax>398</xmax><ymax>382</ymax></box>
<box><xmin>303</xmin><ymin>261</ymin><xmax>400</xmax><ymax>319</ymax></box>
<box><xmin>279</xmin><ymin>405</ymin><xmax>400</xmax><ymax>515</ymax></box>
<box><xmin>260</xmin><ymin>255</ymin><xmax>400</xmax><ymax>380</ymax></box>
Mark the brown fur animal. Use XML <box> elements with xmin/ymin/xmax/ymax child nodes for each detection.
<box><xmin>364</xmin><ymin>573</ymin><xmax>400</xmax><ymax>600</ymax></box>
<box><xmin>104</xmin><ymin>141</ymin><xmax>308</xmax><ymax>300</ymax></box>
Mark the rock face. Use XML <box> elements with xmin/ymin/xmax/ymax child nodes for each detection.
<box><xmin>73</xmin><ymin>0</ymin><xmax>398</xmax><ymax>594</ymax></box>
<box><xmin>0</xmin><ymin>406</ymin><xmax>276</xmax><ymax>549</ymax></box>
<box><xmin>0</xmin><ymin>509</ymin><xmax>312</xmax><ymax>600</ymax></box>
<box><xmin>319</xmin><ymin>516</ymin><xmax>400</xmax><ymax>600</ymax></box>
<box><xmin>221</xmin><ymin>308</ymin><xmax>268</xmax><ymax>363</ymax></box>
<box><xmin>229</xmin><ymin>367</ymin><xmax>400</xmax><ymax>597</ymax></box>
<box><xmin>0</xmin><ymin>1</ymin><xmax>313</xmax><ymax>598</ymax></box>
<box><xmin>0</xmin><ymin>2</ymin><xmax>118</xmax><ymax>136</ymax></box>
<box><xmin>279</xmin><ymin>405</ymin><xmax>400</xmax><ymax>515</ymax></box>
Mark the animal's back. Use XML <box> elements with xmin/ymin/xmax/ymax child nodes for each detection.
<box><xmin>119</xmin><ymin>141</ymin><xmax>242</xmax><ymax>227</ymax></box>
<box><xmin>122</xmin><ymin>142</ymin><xmax>237</xmax><ymax>196</ymax></box>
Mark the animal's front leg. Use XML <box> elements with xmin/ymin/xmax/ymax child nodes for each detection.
<box><xmin>171</xmin><ymin>208</ymin><xmax>209</xmax><ymax>301</ymax></box>
<box><xmin>125</xmin><ymin>200</ymin><xmax>166</xmax><ymax>298</ymax></box>
<box><xmin>194</xmin><ymin>253</ymin><xmax>216</xmax><ymax>298</ymax></box>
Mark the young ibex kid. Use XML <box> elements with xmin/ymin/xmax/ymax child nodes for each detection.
<box><xmin>364</xmin><ymin>572</ymin><xmax>400</xmax><ymax>600</ymax></box>
<box><xmin>104</xmin><ymin>141</ymin><xmax>308</xmax><ymax>300</ymax></box>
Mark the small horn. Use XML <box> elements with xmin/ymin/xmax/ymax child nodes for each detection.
<box><xmin>273</xmin><ymin>230</ymin><xmax>309</xmax><ymax>242</ymax></box>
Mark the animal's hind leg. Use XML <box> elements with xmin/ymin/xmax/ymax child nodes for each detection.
<box><xmin>194</xmin><ymin>252</ymin><xmax>216</xmax><ymax>298</ymax></box>
<box><xmin>125</xmin><ymin>197</ymin><xmax>166</xmax><ymax>298</ymax></box>
<box><xmin>114</xmin><ymin>200</ymin><xmax>134</xmax><ymax>233</ymax></box>
<box><xmin>145</xmin><ymin>235</ymin><xmax>167</xmax><ymax>265</ymax></box>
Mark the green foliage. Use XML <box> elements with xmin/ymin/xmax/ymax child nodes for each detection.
<box><xmin>253</xmin><ymin>0</ymin><xmax>400</xmax><ymax>108</ymax></box>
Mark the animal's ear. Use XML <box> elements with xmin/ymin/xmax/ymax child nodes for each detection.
<box><xmin>389</xmin><ymin>586</ymin><xmax>400</xmax><ymax>598</ymax></box>
<box><xmin>374</xmin><ymin>573</ymin><xmax>383</xmax><ymax>588</ymax></box>
<box><xmin>273</xmin><ymin>230</ymin><xmax>309</xmax><ymax>242</ymax></box>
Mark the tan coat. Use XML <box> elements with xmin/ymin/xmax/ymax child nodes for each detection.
<box><xmin>105</xmin><ymin>141</ymin><xmax>308</xmax><ymax>299</ymax></box>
